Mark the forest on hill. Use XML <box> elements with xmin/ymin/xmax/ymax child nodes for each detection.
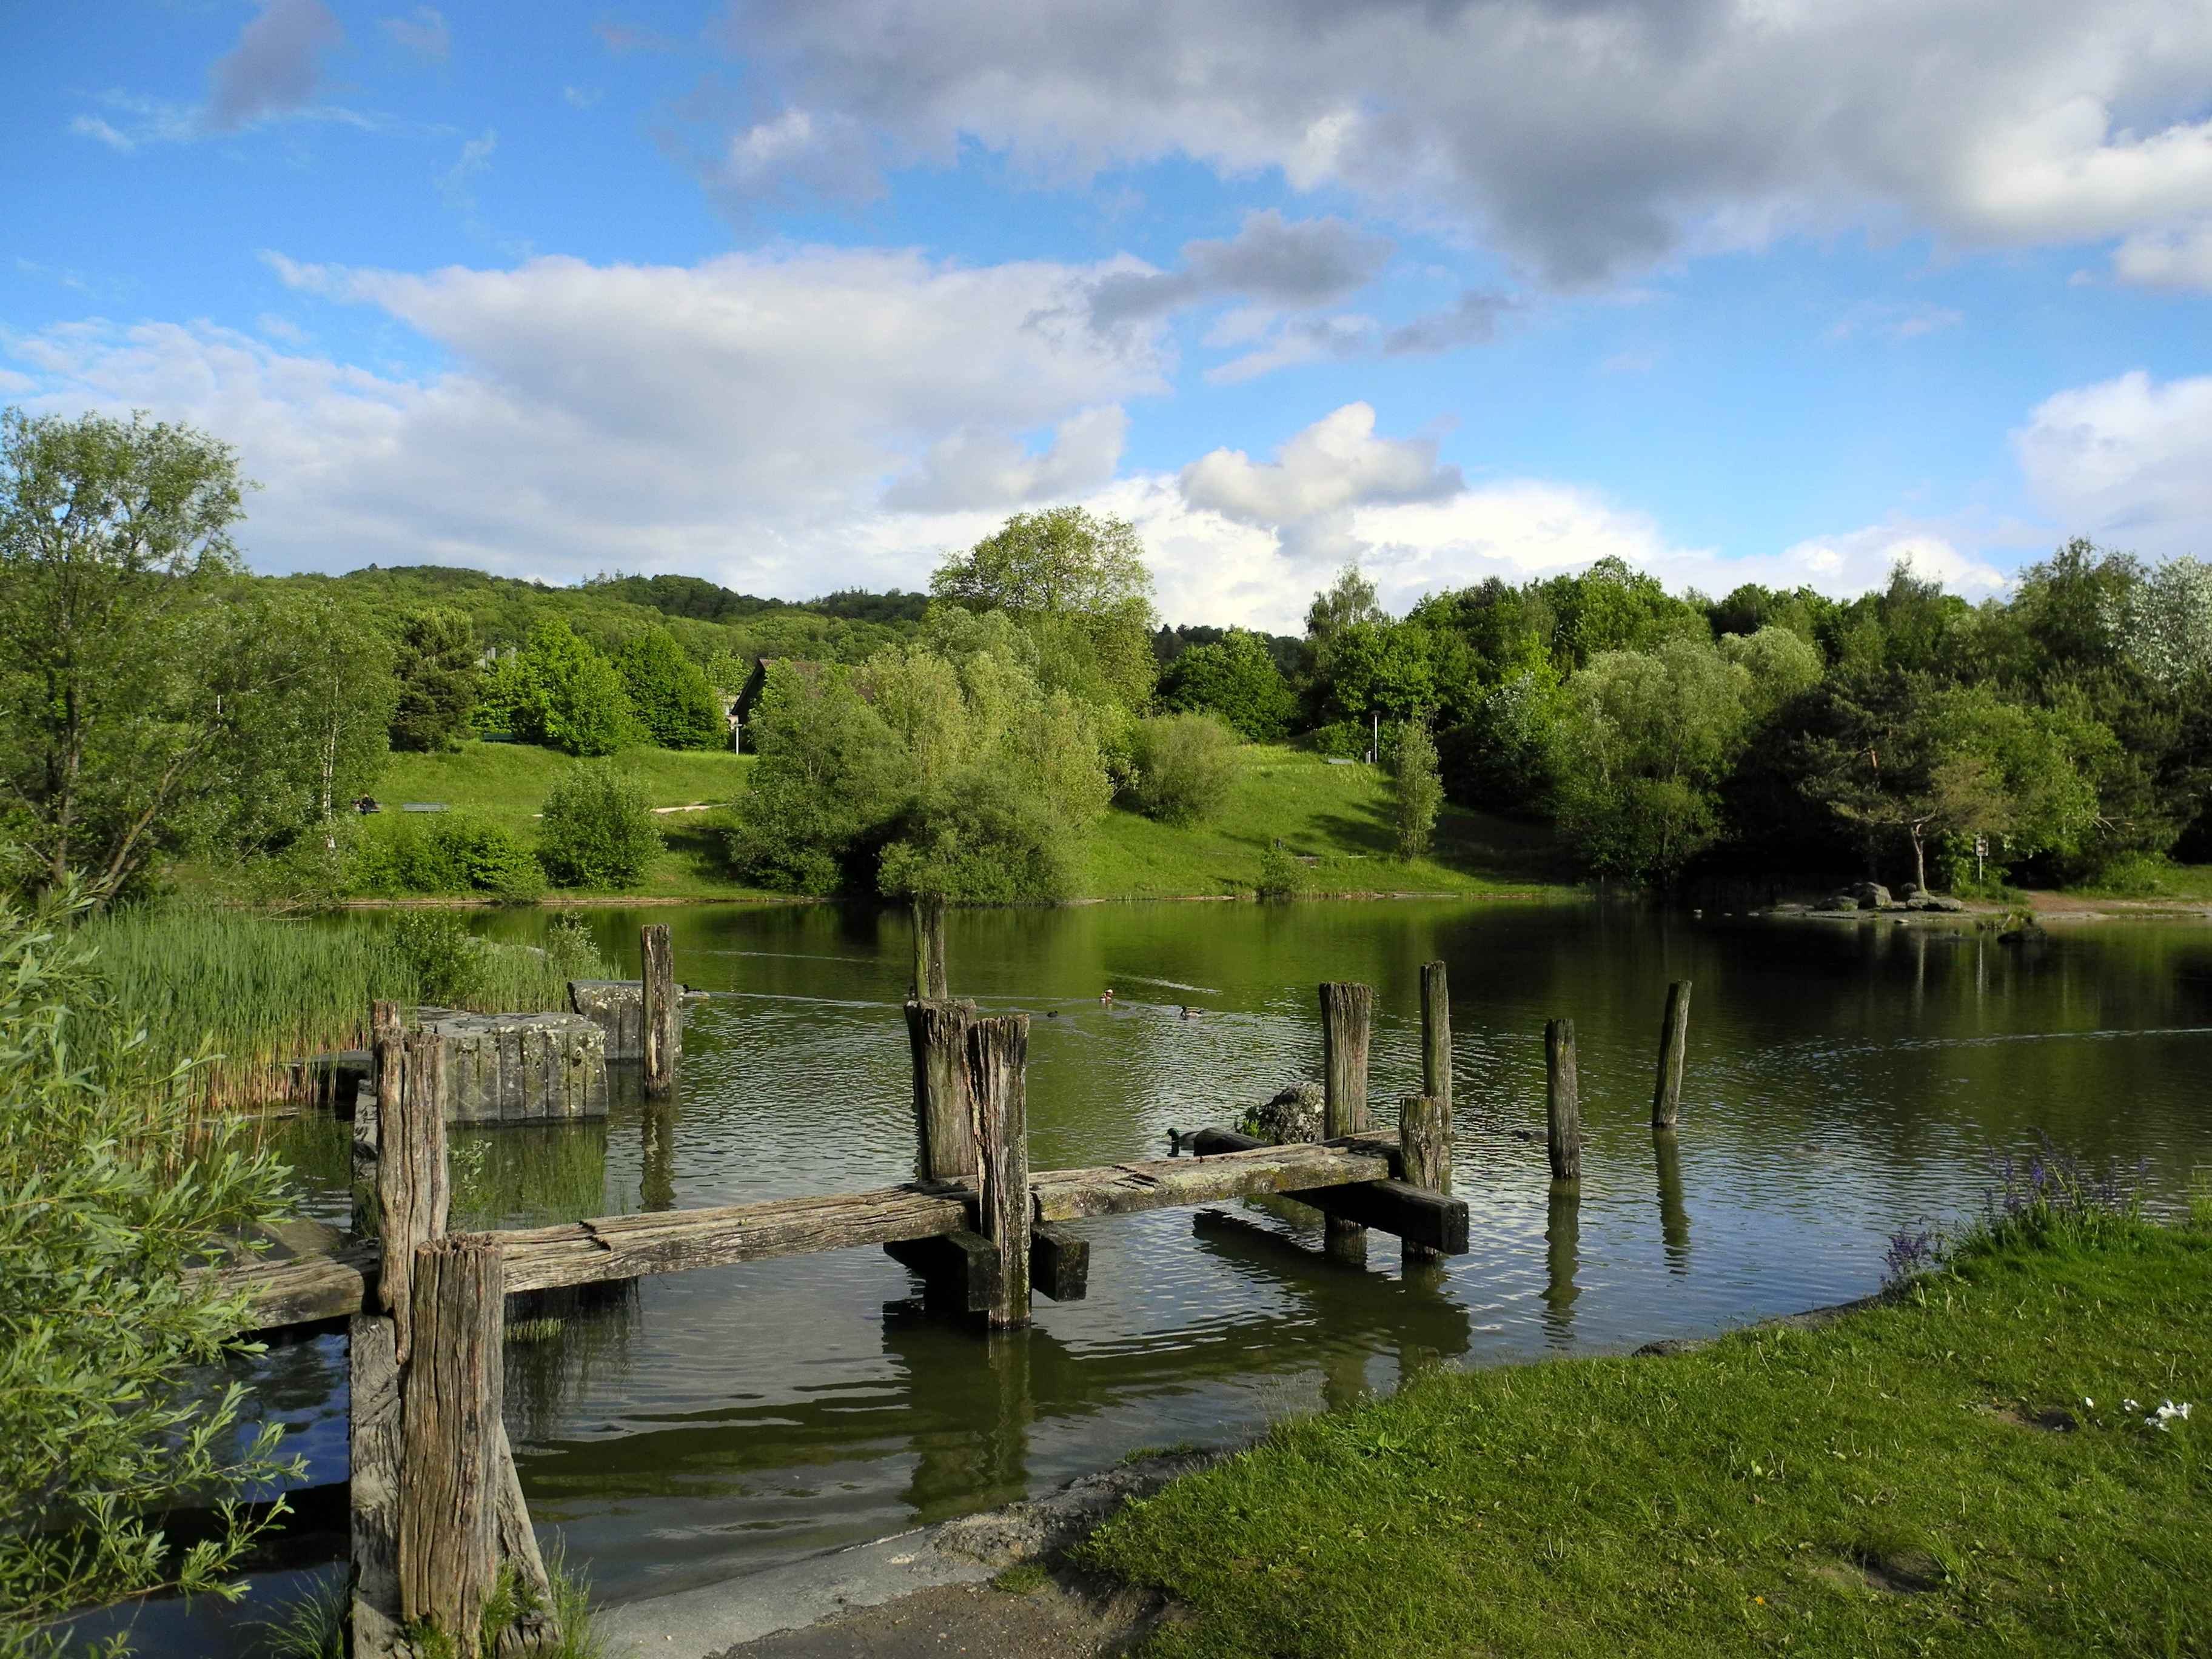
<box><xmin>4</xmin><ymin>406</ymin><xmax>2208</xmax><ymax>906</ymax></box>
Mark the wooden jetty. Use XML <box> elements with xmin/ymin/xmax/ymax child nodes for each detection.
<box><xmin>218</xmin><ymin>917</ymin><xmax>1479</xmax><ymax>1657</ymax></box>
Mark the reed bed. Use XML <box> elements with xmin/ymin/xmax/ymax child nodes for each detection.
<box><xmin>82</xmin><ymin>909</ymin><xmax>615</xmax><ymax>1111</ymax></box>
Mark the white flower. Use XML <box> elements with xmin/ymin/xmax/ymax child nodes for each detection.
<box><xmin>2082</xmin><ymin>1397</ymin><xmax>2094</xmax><ymax>1409</ymax></box>
<box><xmin>2123</xmin><ymin>1398</ymin><xmax>2142</xmax><ymax>1412</ymax></box>
<box><xmin>2147</xmin><ymin>1400</ymin><xmax>2192</xmax><ymax>1432</ymax></box>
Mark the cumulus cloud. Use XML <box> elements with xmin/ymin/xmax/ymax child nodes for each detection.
<box><xmin>882</xmin><ymin>405</ymin><xmax>1128</xmax><ymax>511</ymax></box>
<box><xmin>2014</xmin><ymin>369</ymin><xmax>2212</xmax><ymax>553</ymax></box>
<box><xmin>205</xmin><ymin>0</ymin><xmax>345</xmax><ymax>132</ymax></box>
<box><xmin>1382</xmin><ymin>289</ymin><xmax>1519</xmax><ymax>355</ymax></box>
<box><xmin>714</xmin><ymin>0</ymin><xmax>2212</xmax><ymax>284</ymax></box>
<box><xmin>2111</xmin><ymin>218</ymin><xmax>2212</xmax><ymax>289</ymax></box>
<box><xmin>7</xmin><ymin>247</ymin><xmax>1167</xmax><ymax>592</ymax></box>
<box><xmin>1087</xmin><ymin>210</ymin><xmax>1390</xmax><ymax>325</ymax></box>
<box><xmin>381</xmin><ymin>7</ymin><xmax>449</xmax><ymax>61</ymax></box>
<box><xmin>1179</xmin><ymin>403</ymin><xmax>1464</xmax><ymax>560</ymax></box>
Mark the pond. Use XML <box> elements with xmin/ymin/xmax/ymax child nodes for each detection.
<box><xmin>92</xmin><ymin>898</ymin><xmax>2212</xmax><ymax>1652</ymax></box>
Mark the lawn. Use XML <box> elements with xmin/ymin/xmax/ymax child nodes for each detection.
<box><xmin>1085</xmin><ymin>744</ymin><xmax>1569</xmax><ymax>900</ymax></box>
<box><xmin>1084</xmin><ymin>1221</ymin><xmax>2212</xmax><ymax>1658</ymax></box>
<box><xmin>355</xmin><ymin>739</ymin><xmax>1574</xmax><ymax>903</ymax></box>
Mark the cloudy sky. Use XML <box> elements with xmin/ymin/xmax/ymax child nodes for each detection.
<box><xmin>8</xmin><ymin>0</ymin><xmax>2212</xmax><ymax>628</ymax></box>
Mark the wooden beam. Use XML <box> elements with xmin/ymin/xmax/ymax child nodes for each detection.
<box><xmin>642</xmin><ymin>923</ymin><xmax>676</xmax><ymax>1101</ymax></box>
<box><xmin>1030</xmin><ymin>1224</ymin><xmax>1089</xmax><ymax>1302</ymax></box>
<box><xmin>219</xmin><ymin>1244</ymin><xmax>377</xmax><ymax>1329</ymax></box>
<box><xmin>1398</xmin><ymin>1093</ymin><xmax>1453</xmax><ymax>1265</ymax></box>
<box><xmin>1287</xmin><ymin>1178</ymin><xmax>1468</xmax><ymax>1255</ymax></box>
<box><xmin>1030</xmin><ymin>1142</ymin><xmax>1392</xmax><ymax>1222</ymax></box>
<box><xmin>884</xmin><ymin>1223</ymin><xmax>1088</xmax><ymax>1309</ymax></box>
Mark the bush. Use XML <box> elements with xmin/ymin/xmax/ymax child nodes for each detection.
<box><xmin>350</xmin><ymin>816</ymin><xmax>543</xmax><ymax>900</ymax></box>
<box><xmin>1393</xmin><ymin>719</ymin><xmax>1444</xmax><ymax>859</ymax></box>
<box><xmin>0</xmin><ymin>896</ymin><xmax>301</xmax><ymax>1640</ymax></box>
<box><xmin>537</xmin><ymin>763</ymin><xmax>662</xmax><ymax>888</ymax></box>
<box><xmin>1128</xmin><ymin>712</ymin><xmax>1237</xmax><ymax>826</ymax></box>
<box><xmin>1160</xmin><ymin>629</ymin><xmax>1296</xmax><ymax>741</ymax></box>
<box><xmin>1254</xmin><ymin>842</ymin><xmax>1312</xmax><ymax>899</ymax></box>
<box><xmin>877</xmin><ymin>772</ymin><xmax>1080</xmax><ymax>903</ymax></box>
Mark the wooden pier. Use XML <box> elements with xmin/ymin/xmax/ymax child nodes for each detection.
<box><xmin>221</xmin><ymin>918</ymin><xmax>1489</xmax><ymax>1657</ymax></box>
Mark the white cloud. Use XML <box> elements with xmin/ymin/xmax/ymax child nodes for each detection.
<box><xmin>8</xmin><ymin>248</ymin><xmax>1167</xmax><ymax>595</ymax></box>
<box><xmin>2111</xmin><ymin>218</ymin><xmax>2212</xmax><ymax>289</ymax></box>
<box><xmin>713</xmin><ymin>0</ymin><xmax>2212</xmax><ymax>284</ymax></box>
<box><xmin>1181</xmin><ymin>403</ymin><xmax>1463</xmax><ymax>529</ymax></box>
<box><xmin>2014</xmin><ymin>369</ymin><xmax>2212</xmax><ymax>552</ymax></box>
<box><xmin>1823</xmin><ymin>300</ymin><xmax>1965</xmax><ymax>342</ymax></box>
<box><xmin>882</xmin><ymin>405</ymin><xmax>1129</xmax><ymax>511</ymax></box>
<box><xmin>67</xmin><ymin>115</ymin><xmax>136</xmax><ymax>152</ymax></box>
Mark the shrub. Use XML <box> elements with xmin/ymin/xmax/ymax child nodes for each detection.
<box><xmin>350</xmin><ymin>816</ymin><xmax>543</xmax><ymax>900</ymax></box>
<box><xmin>1255</xmin><ymin>842</ymin><xmax>1312</xmax><ymax>899</ymax></box>
<box><xmin>877</xmin><ymin>772</ymin><xmax>1079</xmax><ymax>903</ymax></box>
<box><xmin>1128</xmin><ymin>712</ymin><xmax>1237</xmax><ymax>826</ymax></box>
<box><xmin>537</xmin><ymin>763</ymin><xmax>662</xmax><ymax>888</ymax></box>
<box><xmin>1160</xmin><ymin>629</ymin><xmax>1296</xmax><ymax>741</ymax></box>
<box><xmin>393</xmin><ymin>911</ymin><xmax>488</xmax><ymax>1006</ymax></box>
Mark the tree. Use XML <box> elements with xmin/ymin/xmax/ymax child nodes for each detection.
<box><xmin>0</xmin><ymin>896</ymin><xmax>300</xmax><ymax>1641</ymax></box>
<box><xmin>0</xmin><ymin>409</ymin><xmax>252</xmax><ymax>900</ymax></box>
<box><xmin>617</xmin><ymin>629</ymin><xmax>725</xmax><ymax>750</ymax></box>
<box><xmin>931</xmin><ymin>508</ymin><xmax>1159</xmax><ymax>711</ymax></box>
<box><xmin>1159</xmin><ymin>629</ymin><xmax>1298</xmax><ymax>741</ymax></box>
<box><xmin>389</xmin><ymin>608</ymin><xmax>481</xmax><ymax>752</ymax></box>
<box><xmin>537</xmin><ymin>763</ymin><xmax>663</xmax><ymax>887</ymax></box>
<box><xmin>1393</xmin><ymin>717</ymin><xmax>1444</xmax><ymax>858</ymax></box>
<box><xmin>1304</xmin><ymin>563</ymin><xmax>1388</xmax><ymax>649</ymax></box>
<box><xmin>500</xmin><ymin>620</ymin><xmax>638</xmax><ymax>757</ymax></box>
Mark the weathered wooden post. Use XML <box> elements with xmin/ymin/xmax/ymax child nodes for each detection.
<box><xmin>1319</xmin><ymin>982</ymin><xmax>1373</xmax><ymax>1261</ymax></box>
<box><xmin>378</xmin><ymin>1030</ymin><xmax>450</xmax><ymax>1360</ymax></box>
<box><xmin>905</xmin><ymin>997</ymin><xmax>979</xmax><ymax>1181</ymax></box>
<box><xmin>1419</xmin><ymin>960</ymin><xmax>1450</xmax><ymax>1116</ymax></box>
<box><xmin>1651</xmin><ymin>979</ymin><xmax>1692</xmax><ymax>1129</ymax></box>
<box><xmin>398</xmin><ymin>1235</ymin><xmax>505</xmax><ymax>1654</ymax></box>
<box><xmin>911</xmin><ymin>894</ymin><xmax>949</xmax><ymax>1000</ymax></box>
<box><xmin>1399</xmin><ymin>1093</ymin><xmax>1452</xmax><ymax>1267</ymax></box>
<box><xmin>965</xmin><ymin>1014</ymin><xmax>1031</xmax><ymax>1328</ymax></box>
<box><xmin>642</xmin><ymin>923</ymin><xmax>677</xmax><ymax>1101</ymax></box>
<box><xmin>1544</xmin><ymin>1017</ymin><xmax>1580</xmax><ymax>1183</ymax></box>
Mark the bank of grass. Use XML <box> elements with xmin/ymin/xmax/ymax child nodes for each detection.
<box><xmin>1085</xmin><ymin>1219</ymin><xmax>2211</xmax><ymax>1657</ymax></box>
<box><xmin>368</xmin><ymin>740</ymin><xmax>754</xmax><ymax>897</ymax></box>
<box><xmin>1087</xmin><ymin>743</ymin><xmax>1570</xmax><ymax>900</ymax></box>
<box><xmin>361</xmin><ymin>738</ymin><xmax>1572</xmax><ymax>902</ymax></box>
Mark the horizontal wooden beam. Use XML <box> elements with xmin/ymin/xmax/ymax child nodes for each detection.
<box><xmin>217</xmin><ymin>1140</ymin><xmax>1412</xmax><ymax>1324</ymax></box>
<box><xmin>1181</xmin><ymin>1126</ymin><xmax>1466</xmax><ymax>1253</ymax></box>
<box><xmin>1029</xmin><ymin>1142</ymin><xmax>1392</xmax><ymax>1222</ymax></box>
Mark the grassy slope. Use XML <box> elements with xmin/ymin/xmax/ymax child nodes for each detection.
<box><xmin>363</xmin><ymin>739</ymin><xmax>1572</xmax><ymax>901</ymax></box>
<box><xmin>1085</xmin><ymin>1226</ymin><xmax>2212</xmax><ymax>1658</ymax></box>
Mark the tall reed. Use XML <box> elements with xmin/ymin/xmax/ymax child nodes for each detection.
<box><xmin>82</xmin><ymin>909</ymin><xmax>615</xmax><ymax>1111</ymax></box>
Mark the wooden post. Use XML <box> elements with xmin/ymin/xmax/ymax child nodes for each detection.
<box><xmin>1651</xmin><ymin>979</ymin><xmax>1692</xmax><ymax>1129</ymax></box>
<box><xmin>965</xmin><ymin>1015</ymin><xmax>1031</xmax><ymax>1329</ymax></box>
<box><xmin>911</xmin><ymin>897</ymin><xmax>931</xmax><ymax>1000</ymax></box>
<box><xmin>1419</xmin><ymin>960</ymin><xmax>1451</xmax><ymax>1115</ymax></box>
<box><xmin>1319</xmin><ymin>982</ymin><xmax>1373</xmax><ymax>1261</ymax></box>
<box><xmin>905</xmin><ymin>998</ymin><xmax>979</xmax><ymax>1181</ymax></box>
<box><xmin>377</xmin><ymin>1030</ymin><xmax>449</xmax><ymax>1361</ymax></box>
<box><xmin>397</xmin><ymin>1235</ymin><xmax>504</xmax><ymax>1654</ymax></box>
<box><xmin>642</xmin><ymin>923</ymin><xmax>676</xmax><ymax>1101</ymax></box>
<box><xmin>348</xmin><ymin>1313</ymin><xmax>404</xmax><ymax>1658</ymax></box>
<box><xmin>922</xmin><ymin>895</ymin><xmax>948</xmax><ymax>1000</ymax></box>
<box><xmin>1399</xmin><ymin>1093</ymin><xmax>1452</xmax><ymax>1265</ymax></box>
<box><xmin>1545</xmin><ymin>1017</ymin><xmax>1580</xmax><ymax>1184</ymax></box>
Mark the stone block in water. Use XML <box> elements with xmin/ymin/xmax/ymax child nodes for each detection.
<box><xmin>566</xmin><ymin>979</ymin><xmax>692</xmax><ymax>1061</ymax></box>
<box><xmin>420</xmin><ymin>1009</ymin><xmax>608</xmax><ymax>1124</ymax></box>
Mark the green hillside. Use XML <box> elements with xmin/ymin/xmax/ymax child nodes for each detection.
<box><xmin>350</xmin><ymin>739</ymin><xmax>1566</xmax><ymax>902</ymax></box>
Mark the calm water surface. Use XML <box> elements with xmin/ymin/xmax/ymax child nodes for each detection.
<box><xmin>97</xmin><ymin>899</ymin><xmax>2212</xmax><ymax>1652</ymax></box>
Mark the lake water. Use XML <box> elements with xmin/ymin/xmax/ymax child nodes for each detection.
<box><xmin>91</xmin><ymin>898</ymin><xmax>2212</xmax><ymax>1652</ymax></box>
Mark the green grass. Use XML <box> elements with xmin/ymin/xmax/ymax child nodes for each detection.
<box><xmin>2059</xmin><ymin>853</ymin><xmax>2212</xmax><ymax>903</ymax></box>
<box><xmin>1085</xmin><ymin>744</ymin><xmax>1569</xmax><ymax>900</ymax></box>
<box><xmin>370</xmin><ymin>740</ymin><xmax>754</xmax><ymax>898</ymax></box>
<box><xmin>1084</xmin><ymin>1225</ymin><xmax>2211</xmax><ymax>1658</ymax></box>
<box><xmin>357</xmin><ymin>739</ymin><xmax>1573</xmax><ymax>902</ymax></box>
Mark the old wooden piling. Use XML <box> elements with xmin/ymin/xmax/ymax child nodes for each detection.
<box><xmin>966</xmin><ymin>1014</ymin><xmax>1031</xmax><ymax>1328</ymax></box>
<box><xmin>397</xmin><ymin>1235</ymin><xmax>504</xmax><ymax>1654</ymax></box>
<box><xmin>1319</xmin><ymin>982</ymin><xmax>1373</xmax><ymax>1261</ymax></box>
<box><xmin>1420</xmin><ymin>961</ymin><xmax>1450</xmax><ymax>1113</ymax></box>
<box><xmin>904</xmin><ymin>997</ymin><xmax>979</xmax><ymax>1181</ymax></box>
<box><xmin>1399</xmin><ymin>1093</ymin><xmax>1453</xmax><ymax>1265</ymax></box>
<box><xmin>1651</xmin><ymin>978</ymin><xmax>1692</xmax><ymax>1129</ymax></box>
<box><xmin>347</xmin><ymin>1311</ymin><xmax>404</xmax><ymax>1657</ymax></box>
<box><xmin>911</xmin><ymin>894</ymin><xmax>949</xmax><ymax>1000</ymax></box>
<box><xmin>642</xmin><ymin>923</ymin><xmax>677</xmax><ymax>1101</ymax></box>
<box><xmin>378</xmin><ymin>1030</ymin><xmax>449</xmax><ymax>1359</ymax></box>
<box><xmin>1545</xmin><ymin>1017</ymin><xmax>1581</xmax><ymax>1184</ymax></box>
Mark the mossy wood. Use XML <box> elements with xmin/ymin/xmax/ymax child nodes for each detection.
<box><xmin>1419</xmin><ymin>960</ymin><xmax>1450</xmax><ymax>1111</ymax></box>
<box><xmin>1319</xmin><ymin>980</ymin><xmax>1375</xmax><ymax>1262</ymax></box>
<box><xmin>642</xmin><ymin>922</ymin><xmax>677</xmax><ymax>1099</ymax></box>
<box><xmin>377</xmin><ymin>1030</ymin><xmax>449</xmax><ymax>1360</ymax></box>
<box><xmin>1398</xmin><ymin>1093</ymin><xmax>1453</xmax><ymax>1263</ymax></box>
<box><xmin>967</xmin><ymin>1014</ymin><xmax>1032</xmax><ymax>1327</ymax></box>
<box><xmin>1546</xmin><ymin>1017</ymin><xmax>1581</xmax><ymax>1183</ymax></box>
<box><xmin>397</xmin><ymin>1235</ymin><xmax>504</xmax><ymax>1652</ymax></box>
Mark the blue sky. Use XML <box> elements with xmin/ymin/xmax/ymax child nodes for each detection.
<box><xmin>8</xmin><ymin>0</ymin><xmax>2212</xmax><ymax>629</ymax></box>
